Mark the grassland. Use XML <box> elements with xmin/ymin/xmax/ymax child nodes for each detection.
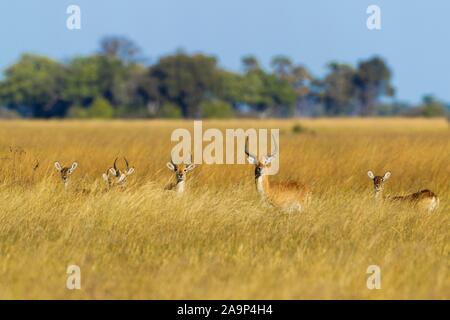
<box><xmin>0</xmin><ymin>118</ymin><xmax>448</xmax><ymax>299</ymax></box>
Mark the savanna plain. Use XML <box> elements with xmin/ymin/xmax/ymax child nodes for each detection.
<box><xmin>0</xmin><ymin>118</ymin><xmax>448</xmax><ymax>299</ymax></box>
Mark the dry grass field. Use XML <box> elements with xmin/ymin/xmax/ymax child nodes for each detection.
<box><xmin>0</xmin><ymin>118</ymin><xmax>448</xmax><ymax>299</ymax></box>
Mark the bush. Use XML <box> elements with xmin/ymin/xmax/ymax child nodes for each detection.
<box><xmin>88</xmin><ymin>97</ymin><xmax>114</xmax><ymax>119</ymax></box>
<box><xmin>67</xmin><ymin>105</ymin><xmax>88</xmax><ymax>118</ymax></box>
<box><xmin>68</xmin><ymin>97</ymin><xmax>114</xmax><ymax>119</ymax></box>
<box><xmin>291</xmin><ymin>123</ymin><xmax>315</xmax><ymax>135</ymax></box>
<box><xmin>292</xmin><ymin>123</ymin><xmax>306</xmax><ymax>134</ymax></box>
<box><xmin>157</xmin><ymin>103</ymin><xmax>182</xmax><ymax>118</ymax></box>
<box><xmin>201</xmin><ymin>100</ymin><xmax>234</xmax><ymax>118</ymax></box>
<box><xmin>421</xmin><ymin>104</ymin><xmax>446</xmax><ymax>118</ymax></box>
<box><xmin>408</xmin><ymin>95</ymin><xmax>448</xmax><ymax>118</ymax></box>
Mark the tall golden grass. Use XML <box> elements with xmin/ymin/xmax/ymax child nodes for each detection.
<box><xmin>0</xmin><ymin>118</ymin><xmax>448</xmax><ymax>299</ymax></box>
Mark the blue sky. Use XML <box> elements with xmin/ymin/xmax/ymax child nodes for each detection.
<box><xmin>0</xmin><ymin>0</ymin><xmax>449</xmax><ymax>104</ymax></box>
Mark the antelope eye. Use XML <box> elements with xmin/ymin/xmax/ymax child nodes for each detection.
<box><xmin>183</xmin><ymin>169</ymin><xmax>187</xmax><ymax>172</ymax></box>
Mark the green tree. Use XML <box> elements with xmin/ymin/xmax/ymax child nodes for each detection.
<box><xmin>222</xmin><ymin>67</ymin><xmax>295</xmax><ymax>116</ymax></box>
<box><xmin>240</xmin><ymin>70</ymin><xmax>265</xmax><ymax>108</ymax></box>
<box><xmin>0</xmin><ymin>54</ymin><xmax>66</xmax><ymax>117</ymax></box>
<box><xmin>62</xmin><ymin>56</ymin><xmax>103</xmax><ymax>106</ymax></box>
<box><xmin>321</xmin><ymin>63</ymin><xmax>357</xmax><ymax>115</ymax></box>
<box><xmin>64</xmin><ymin>51</ymin><xmax>151</xmax><ymax>113</ymax></box>
<box><xmin>287</xmin><ymin>65</ymin><xmax>314</xmax><ymax>116</ymax></box>
<box><xmin>418</xmin><ymin>95</ymin><xmax>447</xmax><ymax>117</ymax></box>
<box><xmin>216</xmin><ymin>70</ymin><xmax>243</xmax><ymax>107</ymax></box>
<box><xmin>150</xmin><ymin>52</ymin><xmax>221</xmax><ymax>117</ymax></box>
<box><xmin>260</xmin><ymin>72</ymin><xmax>296</xmax><ymax>116</ymax></box>
<box><xmin>241</xmin><ymin>55</ymin><xmax>260</xmax><ymax>73</ymax></box>
<box><xmin>354</xmin><ymin>56</ymin><xmax>395</xmax><ymax>116</ymax></box>
<box><xmin>98</xmin><ymin>36</ymin><xmax>155</xmax><ymax>111</ymax></box>
<box><xmin>270</xmin><ymin>55</ymin><xmax>293</xmax><ymax>78</ymax></box>
<box><xmin>99</xmin><ymin>36</ymin><xmax>142</xmax><ymax>64</ymax></box>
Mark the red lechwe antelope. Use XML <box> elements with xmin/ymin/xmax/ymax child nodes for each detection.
<box><xmin>54</xmin><ymin>161</ymin><xmax>78</xmax><ymax>188</ymax></box>
<box><xmin>245</xmin><ymin>136</ymin><xmax>311</xmax><ymax>212</ymax></box>
<box><xmin>166</xmin><ymin>154</ymin><xmax>196</xmax><ymax>194</ymax></box>
<box><xmin>367</xmin><ymin>171</ymin><xmax>439</xmax><ymax>212</ymax></box>
<box><xmin>102</xmin><ymin>157</ymin><xmax>135</xmax><ymax>187</ymax></box>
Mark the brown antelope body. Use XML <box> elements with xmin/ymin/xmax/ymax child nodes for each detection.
<box><xmin>246</xmin><ymin>137</ymin><xmax>311</xmax><ymax>212</ymax></box>
<box><xmin>103</xmin><ymin>157</ymin><xmax>135</xmax><ymax>187</ymax></box>
<box><xmin>166</xmin><ymin>155</ymin><xmax>195</xmax><ymax>194</ymax></box>
<box><xmin>367</xmin><ymin>171</ymin><xmax>439</xmax><ymax>212</ymax></box>
<box><xmin>54</xmin><ymin>161</ymin><xmax>78</xmax><ymax>188</ymax></box>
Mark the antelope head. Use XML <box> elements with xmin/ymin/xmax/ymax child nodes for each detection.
<box><xmin>103</xmin><ymin>157</ymin><xmax>135</xmax><ymax>186</ymax></box>
<box><xmin>54</xmin><ymin>161</ymin><xmax>78</xmax><ymax>188</ymax></box>
<box><xmin>245</xmin><ymin>135</ymin><xmax>278</xmax><ymax>179</ymax></box>
<box><xmin>367</xmin><ymin>170</ymin><xmax>391</xmax><ymax>199</ymax></box>
<box><xmin>166</xmin><ymin>154</ymin><xmax>195</xmax><ymax>192</ymax></box>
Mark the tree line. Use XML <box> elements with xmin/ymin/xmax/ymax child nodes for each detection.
<box><xmin>0</xmin><ymin>36</ymin><xmax>448</xmax><ymax>119</ymax></box>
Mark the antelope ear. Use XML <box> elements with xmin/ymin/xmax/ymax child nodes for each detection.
<box><xmin>108</xmin><ymin>168</ymin><xmax>117</xmax><ymax>176</ymax></box>
<box><xmin>367</xmin><ymin>171</ymin><xmax>375</xmax><ymax>179</ymax></box>
<box><xmin>383</xmin><ymin>171</ymin><xmax>391</xmax><ymax>181</ymax></box>
<box><xmin>186</xmin><ymin>164</ymin><xmax>195</xmax><ymax>171</ymax></box>
<box><xmin>54</xmin><ymin>162</ymin><xmax>62</xmax><ymax>171</ymax></box>
<box><xmin>69</xmin><ymin>162</ymin><xmax>78</xmax><ymax>173</ymax></box>
<box><xmin>247</xmin><ymin>156</ymin><xmax>258</xmax><ymax>165</ymax></box>
<box><xmin>117</xmin><ymin>173</ymin><xmax>127</xmax><ymax>184</ymax></box>
<box><xmin>126</xmin><ymin>167</ymin><xmax>135</xmax><ymax>175</ymax></box>
<box><xmin>166</xmin><ymin>162</ymin><xmax>176</xmax><ymax>171</ymax></box>
<box><xmin>263</xmin><ymin>155</ymin><xmax>276</xmax><ymax>165</ymax></box>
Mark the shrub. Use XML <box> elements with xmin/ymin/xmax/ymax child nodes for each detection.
<box><xmin>292</xmin><ymin>123</ymin><xmax>306</xmax><ymax>134</ymax></box>
<box><xmin>67</xmin><ymin>105</ymin><xmax>88</xmax><ymax>118</ymax></box>
<box><xmin>88</xmin><ymin>97</ymin><xmax>114</xmax><ymax>119</ymax></box>
<box><xmin>157</xmin><ymin>103</ymin><xmax>182</xmax><ymax>119</ymax></box>
<box><xmin>407</xmin><ymin>95</ymin><xmax>448</xmax><ymax>118</ymax></box>
<box><xmin>421</xmin><ymin>104</ymin><xmax>446</xmax><ymax>118</ymax></box>
<box><xmin>201</xmin><ymin>100</ymin><xmax>234</xmax><ymax>119</ymax></box>
<box><xmin>68</xmin><ymin>97</ymin><xmax>114</xmax><ymax>119</ymax></box>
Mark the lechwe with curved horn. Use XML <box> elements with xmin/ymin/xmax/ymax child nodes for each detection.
<box><xmin>103</xmin><ymin>157</ymin><xmax>135</xmax><ymax>187</ymax></box>
<box><xmin>367</xmin><ymin>171</ymin><xmax>439</xmax><ymax>212</ymax></box>
<box><xmin>245</xmin><ymin>135</ymin><xmax>311</xmax><ymax>212</ymax></box>
<box><xmin>165</xmin><ymin>154</ymin><xmax>196</xmax><ymax>194</ymax></box>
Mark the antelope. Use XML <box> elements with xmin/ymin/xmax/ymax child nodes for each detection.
<box><xmin>165</xmin><ymin>154</ymin><xmax>196</xmax><ymax>194</ymax></box>
<box><xmin>367</xmin><ymin>171</ymin><xmax>439</xmax><ymax>212</ymax></box>
<box><xmin>54</xmin><ymin>161</ymin><xmax>78</xmax><ymax>188</ymax></box>
<box><xmin>102</xmin><ymin>157</ymin><xmax>135</xmax><ymax>187</ymax></box>
<box><xmin>245</xmin><ymin>136</ymin><xmax>311</xmax><ymax>212</ymax></box>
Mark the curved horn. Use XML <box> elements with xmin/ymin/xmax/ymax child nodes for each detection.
<box><xmin>124</xmin><ymin>157</ymin><xmax>129</xmax><ymax>170</ymax></box>
<box><xmin>245</xmin><ymin>136</ymin><xmax>257</xmax><ymax>160</ymax></box>
<box><xmin>268</xmin><ymin>134</ymin><xmax>278</xmax><ymax>158</ymax></box>
<box><xmin>113</xmin><ymin>157</ymin><xmax>118</xmax><ymax>171</ymax></box>
<box><xmin>187</xmin><ymin>153</ymin><xmax>193</xmax><ymax>164</ymax></box>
